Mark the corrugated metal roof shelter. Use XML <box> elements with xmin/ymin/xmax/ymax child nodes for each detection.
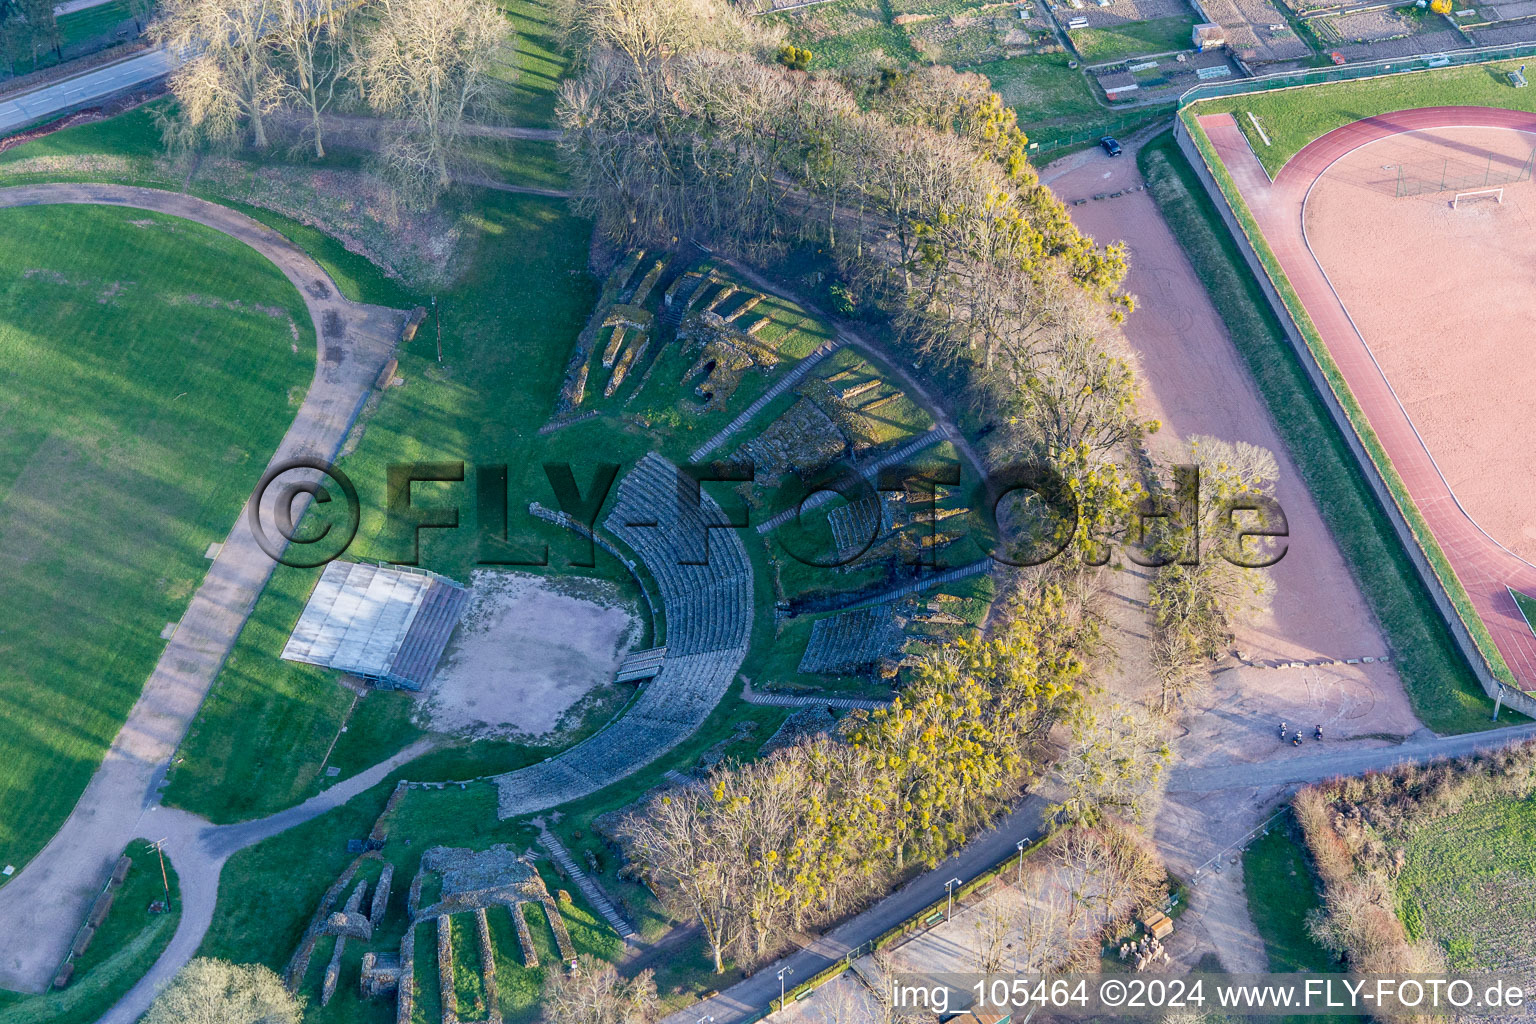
<box><xmin>282</xmin><ymin>561</ymin><xmax>469</xmax><ymax>691</ymax></box>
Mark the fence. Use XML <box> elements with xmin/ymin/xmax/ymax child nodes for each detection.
<box><xmin>1394</xmin><ymin>146</ymin><xmax>1536</xmax><ymax>196</ymax></box>
<box><xmin>1031</xmin><ymin>106</ymin><xmax>1177</xmax><ymax>155</ymax></box>
<box><xmin>1176</xmin><ymin>41</ymin><xmax>1536</xmax><ymax>108</ymax></box>
<box><xmin>763</xmin><ymin>838</ymin><xmax>1048</xmax><ymax>1016</ymax></box>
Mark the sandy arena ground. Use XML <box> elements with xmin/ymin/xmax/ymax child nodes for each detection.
<box><xmin>1041</xmin><ymin>139</ymin><xmax>1427</xmax><ymax>975</ymax></box>
<box><xmin>1043</xmin><ymin>147</ymin><xmax>1423</xmax><ymax>761</ymax></box>
<box><xmin>423</xmin><ymin>570</ymin><xmax>641</xmax><ymax>738</ymax></box>
<box><xmin>1304</xmin><ymin>126</ymin><xmax>1536</xmax><ymax>564</ymax></box>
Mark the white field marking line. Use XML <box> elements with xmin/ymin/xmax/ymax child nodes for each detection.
<box><xmin>1507</xmin><ymin>586</ymin><xmax>1536</xmax><ymax>639</ymax></box>
<box><xmin>1247</xmin><ymin>111</ymin><xmax>1273</xmax><ymax>147</ymax></box>
<box><xmin>1297</xmin><ymin>125</ymin><xmax>1536</xmax><ymax>577</ymax></box>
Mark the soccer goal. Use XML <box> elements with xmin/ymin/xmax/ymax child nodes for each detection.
<box><xmin>1453</xmin><ymin>187</ymin><xmax>1504</xmax><ymax>208</ymax></box>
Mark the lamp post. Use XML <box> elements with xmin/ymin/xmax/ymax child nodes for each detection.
<box><xmin>1017</xmin><ymin>838</ymin><xmax>1028</xmax><ymax>884</ymax></box>
<box><xmin>150</xmin><ymin>838</ymin><xmax>171</xmax><ymax>908</ymax></box>
<box><xmin>778</xmin><ymin>965</ymin><xmax>794</xmax><ymax>1009</ymax></box>
<box><xmin>945</xmin><ymin>877</ymin><xmax>963</xmax><ymax>921</ymax></box>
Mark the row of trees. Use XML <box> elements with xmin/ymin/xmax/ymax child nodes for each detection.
<box><xmin>553</xmin><ymin>0</ymin><xmax>1150</xmax><ymax>566</ymax></box>
<box><xmin>1148</xmin><ymin>437</ymin><xmax>1279</xmax><ymax>712</ymax></box>
<box><xmin>1</xmin><ymin>0</ymin><xmax>63</xmax><ymax>74</ymax></box>
<box><xmin>619</xmin><ymin>583</ymin><xmax>1096</xmax><ymax>974</ymax></box>
<box><xmin>153</xmin><ymin>0</ymin><xmax>505</xmax><ymax>199</ymax></box>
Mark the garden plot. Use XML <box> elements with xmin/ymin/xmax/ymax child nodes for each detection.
<box><xmin>1312</xmin><ymin>7</ymin><xmax>1464</xmax><ymax>59</ymax></box>
<box><xmin>1069</xmin><ymin>14</ymin><xmax>1199</xmax><ymax>62</ymax></box>
<box><xmin>1061</xmin><ymin>0</ymin><xmax>1192</xmax><ymax>31</ymax></box>
<box><xmin>1467</xmin><ymin>18</ymin><xmax>1536</xmax><ymax>43</ymax></box>
<box><xmin>423</xmin><ymin>572</ymin><xmax>642</xmax><ymax>740</ymax></box>
<box><xmin>1200</xmin><ymin>0</ymin><xmax>1312</xmax><ymax>61</ymax></box>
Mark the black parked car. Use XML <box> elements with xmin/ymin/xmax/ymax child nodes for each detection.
<box><xmin>1100</xmin><ymin>136</ymin><xmax>1122</xmax><ymax>157</ymax></box>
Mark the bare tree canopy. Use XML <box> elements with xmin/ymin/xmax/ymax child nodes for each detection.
<box><xmin>143</xmin><ymin>958</ymin><xmax>304</xmax><ymax>1024</ymax></box>
<box><xmin>153</xmin><ymin>0</ymin><xmax>282</xmax><ymax>149</ymax></box>
<box><xmin>355</xmin><ymin>0</ymin><xmax>509</xmax><ymax>201</ymax></box>
<box><xmin>541</xmin><ymin>954</ymin><xmax>658</xmax><ymax>1024</ymax></box>
<box><xmin>268</xmin><ymin>0</ymin><xmax>349</xmax><ymax>157</ymax></box>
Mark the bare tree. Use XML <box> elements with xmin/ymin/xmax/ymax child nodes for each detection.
<box><xmin>12</xmin><ymin>0</ymin><xmax>59</xmax><ymax>65</ymax></box>
<box><xmin>355</xmin><ymin>0</ymin><xmax>507</xmax><ymax>201</ymax></box>
<box><xmin>269</xmin><ymin>0</ymin><xmax>349</xmax><ymax>157</ymax></box>
<box><xmin>618</xmin><ymin>786</ymin><xmax>741</xmax><ymax>973</ymax></box>
<box><xmin>541</xmin><ymin>954</ymin><xmax>658</xmax><ymax>1024</ymax></box>
<box><xmin>143</xmin><ymin>959</ymin><xmax>303</xmax><ymax>1024</ymax></box>
<box><xmin>1014</xmin><ymin>886</ymin><xmax>1072</xmax><ymax>973</ymax></box>
<box><xmin>153</xmin><ymin>0</ymin><xmax>280</xmax><ymax>148</ymax></box>
<box><xmin>972</xmin><ymin>899</ymin><xmax>1013</xmax><ymax>974</ymax></box>
<box><xmin>1148</xmin><ymin>437</ymin><xmax>1278</xmax><ymax>713</ymax></box>
<box><xmin>128</xmin><ymin>0</ymin><xmax>154</xmax><ymax>32</ymax></box>
<box><xmin>1051</xmin><ymin>700</ymin><xmax>1171</xmax><ymax>826</ymax></box>
<box><xmin>554</xmin><ymin>0</ymin><xmax>759</xmax><ymax>69</ymax></box>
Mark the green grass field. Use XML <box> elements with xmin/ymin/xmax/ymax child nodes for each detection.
<box><xmin>0</xmin><ymin>204</ymin><xmax>315</xmax><ymax>875</ymax></box>
<box><xmin>1511</xmin><ymin>589</ymin><xmax>1536</xmax><ymax>642</ymax></box>
<box><xmin>1242</xmin><ymin>819</ymin><xmax>1344</xmax><ymax>973</ymax></box>
<box><xmin>1138</xmin><ymin>130</ymin><xmax>1497</xmax><ymax>733</ymax></box>
<box><xmin>0</xmin><ymin>839</ymin><xmax>181</xmax><ymax>1024</ymax></box>
<box><xmin>1069</xmin><ymin>15</ymin><xmax>1195</xmax><ymax>63</ymax></box>
<box><xmin>972</xmin><ymin>53</ymin><xmax>1104</xmax><ymax>126</ymax></box>
<box><xmin>159</xmin><ymin>190</ymin><xmax>604</xmax><ymax>822</ymax></box>
<box><xmin>1397</xmin><ymin>795</ymin><xmax>1536</xmax><ymax>974</ymax></box>
<box><xmin>1192</xmin><ymin>59</ymin><xmax>1536</xmax><ymax>177</ymax></box>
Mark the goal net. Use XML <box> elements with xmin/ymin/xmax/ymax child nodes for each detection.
<box><xmin>1453</xmin><ymin>188</ymin><xmax>1504</xmax><ymax>208</ymax></box>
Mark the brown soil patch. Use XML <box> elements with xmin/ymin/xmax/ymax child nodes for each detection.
<box><xmin>423</xmin><ymin>570</ymin><xmax>642</xmax><ymax>739</ymax></box>
<box><xmin>1305</xmin><ymin>125</ymin><xmax>1536</xmax><ymax>564</ymax></box>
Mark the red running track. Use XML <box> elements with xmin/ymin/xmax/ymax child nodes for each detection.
<box><xmin>1199</xmin><ymin>106</ymin><xmax>1536</xmax><ymax>692</ymax></box>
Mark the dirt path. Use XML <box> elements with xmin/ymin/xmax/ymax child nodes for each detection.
<box><xmin>1039</xmin><ymin>137</ymin><xmax>1428</xmax><ymax>972</ymax></box>
<box><xmin>97</xmin><ymin>739</ymin><xmax>434</xmax><ymax>1024</ymax></box>
<box><xmin>1199</xmin><ymin>107</ymin><xmax>1536</xmax><ymax>692</ymax></box>
<box><xmin>0</xmin><ymin>183</ymin><xmax>405</xmax><ymax>995</ymax></box>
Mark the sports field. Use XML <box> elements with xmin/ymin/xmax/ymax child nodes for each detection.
<box><xmin>0</xmin><ymin>203</ymin><xmax>313</xmax><ymax>875</ymax></box>
<box><xmin>1190</xmin><ymin>101</ymin><xmax>1536</xmax><ymax>694</ymax></box>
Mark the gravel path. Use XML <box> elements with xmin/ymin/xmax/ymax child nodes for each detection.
<box><xmin>97</xmin><ymin>740</ymin><xmax>435</xmax><ymax>1024</ymax></box>
<box><xmin>0</xmin><ymin>183</ymin><xmax>405</xmax><ymax>995</ymax></box>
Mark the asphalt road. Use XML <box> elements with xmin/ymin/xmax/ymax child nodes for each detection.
<box><xmin>0</xmin><ymin>46</ymin><xmax>176</xmax><ymax>136</ymax></box>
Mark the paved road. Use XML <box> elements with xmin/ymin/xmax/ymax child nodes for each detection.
<box><xmin>55</xmin><ymin>0</ymin><xmax>121</xmax><ymax>15</ymax></box>
<box><xmin>0</xmin><ymin>47</ymin><xmax>176</xmax><ymax>136</ymax></box>
<box><xmin>0</xmin><ymin>184</ymin><xmax>406</xmax><ymax>995</ymax></box>
<box><xmin>1200</xmin><ymin>107</ymin><xmax>1536</xmax><ymax>693</ymax></box>
<box><xmin>1168</xmin><ymin>718</ymin><xmax>1536</xmax><ymax>794</ymax></box>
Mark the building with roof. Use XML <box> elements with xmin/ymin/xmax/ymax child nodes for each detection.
<box><xmin>281</xmin><ymin>561</ymin><xmax>469</xmax><ymax>691</ymax></box>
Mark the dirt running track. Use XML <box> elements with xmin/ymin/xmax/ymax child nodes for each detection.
<box><xmin>0</xmin><ymin>184</ymin><xmax>406</xmax><ymax>995</ymax></box>
<box><xmin>1200</xmin><ymin>107</ymin><xmax>1536</xmax><ymax>691</ymax></box>
<box><xmin>1041</xmin><ymin>138</ymin><xmax>1422</xmax><ymax>975</ymax></box>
